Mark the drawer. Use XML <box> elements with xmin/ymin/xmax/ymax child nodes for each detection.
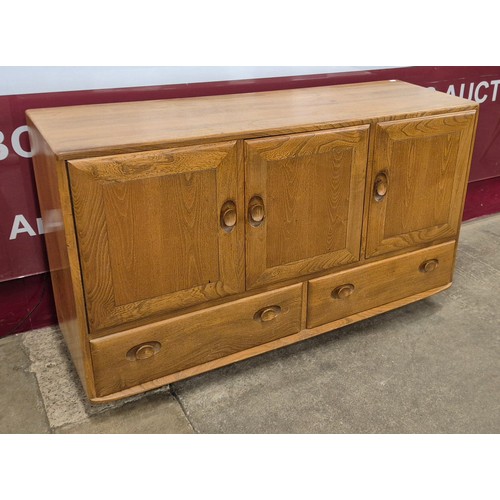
<box><xmin>307</xmin><ymin>242</ymin><xmax>455</xmax><ymax>328</ymax></box>
<box><xmin>90</xmin><ymin>283</ymin><xmax>303</xmax><ymax>397</ymax></box>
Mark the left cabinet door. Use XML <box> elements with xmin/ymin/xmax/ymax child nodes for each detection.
<box><xmin>68</xmin><ymin>141</ymin><xmax>245</xmax><ymax>333</ymax></box>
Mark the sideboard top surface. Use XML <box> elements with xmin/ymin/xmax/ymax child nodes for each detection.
<box><xmin>26</xmin><ymin>80</ymin><xmax>477</xmax><ymax>160</ymax></box>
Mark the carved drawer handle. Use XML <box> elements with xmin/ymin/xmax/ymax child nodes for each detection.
<box><xmin>126</xmin><ymin>341</ymin><xmax>161</xmax><ymax>361</ymax></box>
<box><xmin>420</xmin><ymin>259</ymin><xmax>439</xmax><ymax>273</ymax></box>
<box><xmin>220</xmin><ymin>200</ymin><xmax>237</xmax><ymax>232</ymax></box>
<box><xmin>374</xmin><ymin>172</ymin><xmax>389</xmax><ymax>202</ymax></box>
<box><xmin>248</xmin><ymin>196</ymin><xmax>265</xmax><ymax>227</ymax></box>
<box><xmin>332</xmin><ymin>284</ymin><xmax>355</xmax><ymax>300</ymax></box>
<box><xmin>254</xmin><ymin>305</ymin><xmax>281</xmax><ymax>322</ymax></box>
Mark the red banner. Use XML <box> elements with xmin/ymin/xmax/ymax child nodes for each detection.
<box><xmin>1</xmin><ymin>66</ymin><xmax>499</xmax><ymax>284</ymax></box>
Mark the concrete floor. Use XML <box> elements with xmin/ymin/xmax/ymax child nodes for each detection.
<box><xmin>1</xmin><ymin>214</ymin><xmax>499</xmax><ymax>433</ymax></box>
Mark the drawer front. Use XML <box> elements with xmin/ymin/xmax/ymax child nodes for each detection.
<box><xmin>90</xmin><ymin>283</ymin><xmax>303</xmax><ymax>396</ymax></box>
<box><xmin>307</xmin><ymin>242</ymin><xmax>455</xmax><ymax>328</ymax></box>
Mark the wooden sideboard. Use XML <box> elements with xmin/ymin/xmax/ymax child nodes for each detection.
<box><xmin>27</xmin><ymin>80</ymin><xmax>479</xmax><ymax>402</ymax></box>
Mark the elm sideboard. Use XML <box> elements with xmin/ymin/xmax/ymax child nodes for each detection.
<box><xmin>27</xmin><ymin>80</ymin><xmax>478</xmax><ymax>402</ymax></box>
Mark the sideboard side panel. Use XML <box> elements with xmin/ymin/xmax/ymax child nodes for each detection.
<box><xmin>28</xmin><ymin>118</ymin><xmax>95</xmax><ymax>398</ymax></box>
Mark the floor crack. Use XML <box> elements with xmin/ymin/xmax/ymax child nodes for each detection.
<box><xmin>169</xmin><ymin>385</ymin><xmax>198</xmax><ymax>434</ymax></box>
<box><xmin>19</xmin><ymin>332</ymin><xmax>53</xmax><ymax>433</ymax></box>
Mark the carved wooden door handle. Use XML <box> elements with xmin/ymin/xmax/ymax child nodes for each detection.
<box><xmin>248</xmin><ymin>196</ymin><xmax>265</xmax><ymax>227</ymax></box>
<box><xmin>374</xmin><ymin>172</ymin><xmax>389</xmax><ymax>201</ymax></box>
<box><xmin>220</xmin><ymin>200</ymin><xmax>237</xmax><ymax>232</ymax></box>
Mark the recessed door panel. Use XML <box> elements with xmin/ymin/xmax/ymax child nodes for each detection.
<box><xmin>103</xmin><ymin>169</ymin><xmax>220</xmax><ymax>305</ymax></box>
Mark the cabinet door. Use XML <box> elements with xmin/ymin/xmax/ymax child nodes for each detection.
<box><xmin>365</xmin><ymin>111</ymin><xmax>476</xmax><ymax>258</ymax></box>
<box><xmin>245</xmin><ymin>126</ymin><xmax>369</xmax><ymax>289</ymax></box>
<box><xmin>68</xmin><ymin>141</ymin><xmax>244</xmax><ymax>333</ymax></box>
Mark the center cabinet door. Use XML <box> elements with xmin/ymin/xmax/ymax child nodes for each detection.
<box><xmin>245</xmin><ymin>126</ymin><xmax>369</xmax><ymax>290</ymax></box>
<box><xmin>68</xmin><ymin>141</ymin><xmax>245</xmax><ymax>333</ymax></box>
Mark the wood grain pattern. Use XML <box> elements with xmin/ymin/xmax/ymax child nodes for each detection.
<box><xmin>103</xmin><ymin>169</ymin><xmax>219</xmax><ymax>305</ymax></box>
<box><xmin>365</xmin><ymin>111</ymin><xmax>476</xmax><ymax>257</ymax></box>
<box><xmin>27</xmin><ymin>80</ymin><xmax>479</xmax><ymax>404</ymax></box>
<box><xmin>245</xmin><ymin>126</ymin><xmax>369</xmax><ymax>289</ymax></box>
<box><xmin>26</xmin><ymin>81</ymin><xmax>477</xmax><ymax>161</ymax></box>
<box><xmin>90</xmin><ymin>283</ymin><xmax>303</xmax><ymax>396</ymax></box>
<box><xmin>449</xmin><ymin>107</ymin><xmax>480</xmax><ymax>289</ymax></box>
<box><xmin>27</xmin><ymin>118</ymin><xmax>96</xmax><ymax>398</ymax></box>
<box><xmin>307</xmin><ymin>241</ymin><xmax>455</xmax><ymax>328</ymax></box>
<box><xmin>90</xmin><ymin>282</ymin><xmax>451</xmax><ymax>403</ymax></box>
<box><xmin>68</xmin><ymin>141</ymin><xmax>245</xmax><ymax>333</ymax></box>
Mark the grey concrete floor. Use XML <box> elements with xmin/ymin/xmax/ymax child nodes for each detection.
<box><xmin>1</xmin><ymin>214</ymin><xmax>499</xmax><ymax>433</ymax></box>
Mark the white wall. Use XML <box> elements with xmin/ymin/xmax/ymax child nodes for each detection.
<box><xmin>0</xmin><ymin>66</ymin><xmax>397</xmax><ymax>96</ymax></box>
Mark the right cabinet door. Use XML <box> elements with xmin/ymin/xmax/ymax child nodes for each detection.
<box><xmin>365</xmin><ymin>111</ymin><xmax>477</xmax><ymax>258</ymax></box>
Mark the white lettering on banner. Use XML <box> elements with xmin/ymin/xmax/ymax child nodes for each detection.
<box><xmin>9</xmin><ymin>215</ymin><xmax>45</xmax><ymax>240</ymax></box>
<box><xmin>9</xmin><ymin>214</ymin><xmax>36</xmax><ymax>239</ymax></box>
<box><xmin>440</xmin><ymin>79</ymin><xmax>500</xmax><ymax>103</ymax></box>
<box><xmin>474</xmin><ymin>81</ymin><xmax>489</xmax><ymax>103</ymax></box>
<box><xmin>468</xmin><ymin>84</ymin><xmax>474</xmax><ymax>101</ymax></box>
<box><xmin>0</xmin><ymin>126</ymin><xmax>34</xmax><ymax>160</ymax></box>
<box><xmin>8</xmin><ymin>211</ymin><xmax>61</xmax><ymax>240</ymax></box>
<box><xmin>37</xmin><ymin>218</ymin><xmax>45</xmax><ymax>235</ymax></box>
<box><xmin>0</xmin><ymin>131</ymin><xmax>8</xmax><ymax>160</ymax></box>
<box><xmin>11</xmin><ymin>125</ymin><xmax>33</xmax><ymax>158</ymax></box>
<box><xmin>491</xmin><ymin>80</ymin><xmax>500</xmax><ymax>101</ymax></box>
